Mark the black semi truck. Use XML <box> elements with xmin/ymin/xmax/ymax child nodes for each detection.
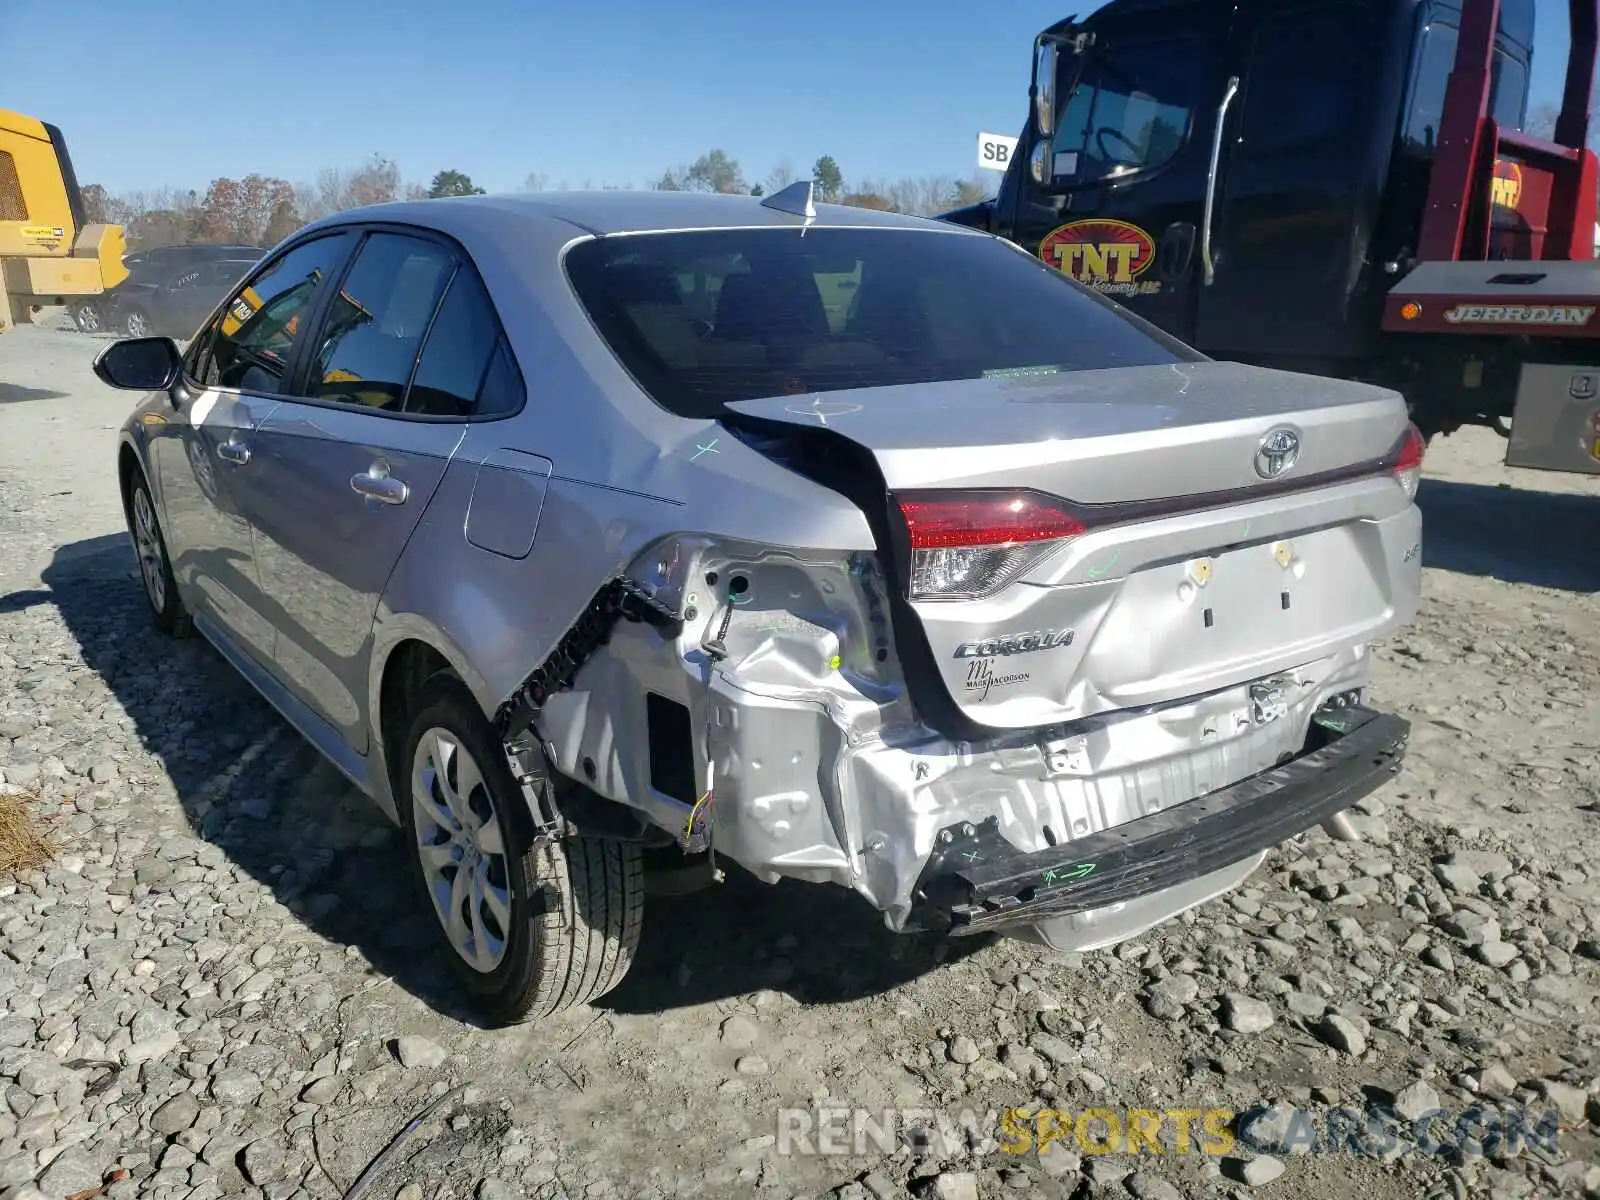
<box><xmin>942</xmin><ymin>0</ymin><xmax>1600</xmax><ymax>476</ymax></box>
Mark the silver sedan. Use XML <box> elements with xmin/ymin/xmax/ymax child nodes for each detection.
<box><xmin>97</xmin><ymin>184</ymin><xmax>1421</xmax><ymax>1024</ymax></box>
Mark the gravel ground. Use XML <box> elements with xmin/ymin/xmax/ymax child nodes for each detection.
<box><xmin>1</xmin><ymin>323</ymin><xmax>1597</xmax><ymax>1200</ymax></box>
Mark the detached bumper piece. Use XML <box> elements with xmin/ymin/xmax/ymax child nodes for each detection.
<box><xmin>909</xmin><ymin>703</ymin><xmax>1409</xmax><ymax>935</ymax></box>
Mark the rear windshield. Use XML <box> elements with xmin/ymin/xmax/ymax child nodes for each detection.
<box><xmin>563</xmin><ymin>227</ymin><xmax>1197</xmax><ymax>417</ymax></box>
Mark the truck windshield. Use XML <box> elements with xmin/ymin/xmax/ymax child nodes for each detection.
<box><xmin>562</xmin><ymin>227</ymin><xmax>1199</xmax><ymax>418</ymax></box>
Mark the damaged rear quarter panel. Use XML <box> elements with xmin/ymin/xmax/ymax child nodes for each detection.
<box><xmin>366</xmin><ymin>214</ymin><xmax>879</xmax><ymax>806</ymax></box>
<box><xmin>537</xmin><ymin>542</ymin><xmax>912</xmax><ymax>885</ymax></box>
<box><xmin>372</xmin><ymin>421</ymin><xmax>878</xmax><ymax>731</ymax></box>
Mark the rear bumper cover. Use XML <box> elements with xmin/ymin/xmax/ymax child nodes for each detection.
<box><xmin>907</xmin><ymin>704</ymin><xmax>1409</xmax><ymax>935</ymax></box>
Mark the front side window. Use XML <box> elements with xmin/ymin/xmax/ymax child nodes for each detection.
<box><xmin>1050</xmin><ymin>38</ymin><xmax>1205</xmax><ymax>184</ymax></box>
<box><xmin>305</xmin><ymin>233</ymin><xmax>455</xmax><ymax>411</ymax></box>
<box><xmin>564</xmin><ymin>227</ymin><xmax>1196</xmax><ymax>418</ymax></box>
<box><xmin>191</xmin><ymin>234</ymin><xmax>349</xmax><ymax>393</ymax></box>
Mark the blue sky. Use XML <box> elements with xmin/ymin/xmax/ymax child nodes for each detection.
<box><xmin>1</xmin><ymin>0</ymin><xmax>1578</xmax><ymax>197</ymax></box>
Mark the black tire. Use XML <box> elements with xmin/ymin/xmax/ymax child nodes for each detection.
<box><xmin>126</xmin><ymin>470</ymin><xmax>193</xmax><ymax>638</ymax></box>
<box><xmin>395</xmin><ymin>673</ymin><xmax>644</xmax><ymax>1025</ymax></box>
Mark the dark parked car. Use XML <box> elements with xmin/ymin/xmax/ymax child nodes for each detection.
<box><xmin>107</xmin><ymin>257</ymin><xmax>260</xmax><ymax>339</ymax></box>
<box><xmin>68</xmin><ymin>243</ymin><xmax>265</xmax><ymax>334</ymax></box>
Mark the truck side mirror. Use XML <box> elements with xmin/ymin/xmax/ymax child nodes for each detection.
<box><xmin>1031</xmin><ymin>141</ymin><xmax>1053</xmax><ymax>186</ymax></box>
<box><xmin>1033</xmin><ymin>42</ymin><xmax>1058</xmax><ymax>140</ymax></box>
<box><xmin>93</xmin><ymin>337</ymin><xmax>181</xmax><ymax>392</ymax></box>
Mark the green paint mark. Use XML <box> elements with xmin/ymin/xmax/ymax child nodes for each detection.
<box><xmin>1085</xmin><ymin>549</ymin><xmax>1120</xmax><ymax>581</ymax></box>
<box><xmin>1042</xmin><ymin>862</ymin><xmax>1097</xmax><ymax>888</ymax></box>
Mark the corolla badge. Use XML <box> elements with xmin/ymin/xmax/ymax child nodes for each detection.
<box><xmin>1254</xmin><ymin>427</ymin><xmax>1301</xmax><ymax>479</ymax></box>
<box><xmin>954</xmin><ymin>629</ymin><xmax>1074</xmax><ymax>658</ymax></box>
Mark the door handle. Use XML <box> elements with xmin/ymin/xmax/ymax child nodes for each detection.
<box><xmin>1201</xmin><ymin>74</ymin><xmax>1240</xmax><ymax>287</ymax></box>
<box><xmin>351</xmin><ymin>468</ymin><xmax>409</xmax><ymax>505</ymax></box>
<box><xmin>216</xmin><ymin>439</ymin><xmax>250</xmax><ymax>465</ymax></box>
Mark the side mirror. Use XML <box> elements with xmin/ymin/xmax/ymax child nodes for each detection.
<box><xmin>93</xmin><ymin>337</ymin><xmax>182</xmax><ymax>392</ymax></box>
<box><xmin>1034</xmin><ymin>42</ymin><xmax>1058</xmax><ymax>139</ymax></box>
<box><xmin>1031</xmin><ymin>141</ymin><xmax>1053</xmax><ymax>186</ymax></box>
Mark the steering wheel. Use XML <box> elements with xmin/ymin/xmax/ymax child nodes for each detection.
<box><xmin>1095</xmin><ymin>126</ymin><xmax>1141</xmax><ymax>164</ymax></box>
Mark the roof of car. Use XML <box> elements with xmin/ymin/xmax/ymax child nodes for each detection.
<box><xmin>312</xmin><ymin>189</ymin><xmax>987</xmax><ymax>240</ymax></box>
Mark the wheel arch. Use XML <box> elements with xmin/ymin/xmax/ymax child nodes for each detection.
<box><xmin>117</xmin><ymin>435</ymin><xmax>151</xmax><ymax>524</ymax></box>
<box><xmin>367</xmin><ymin>618</ymin><xmax>498</xmax><ymax>824</ymax></box>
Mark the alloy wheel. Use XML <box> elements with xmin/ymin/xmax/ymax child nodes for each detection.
<box><xmin>131</xmin><ymin>487</ymin><xmax>167</xmax><ymax>613</ymax></box>
<box><xmin>410</xmin><ymin>727</ymin><xmax>512</xmax><ymax>973</ymax></box>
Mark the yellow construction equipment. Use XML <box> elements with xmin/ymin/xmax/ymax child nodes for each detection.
<box><xmin>0</xmin><ymin>107</ymin><xmax>127</xmax><ymax>332</ymax></box>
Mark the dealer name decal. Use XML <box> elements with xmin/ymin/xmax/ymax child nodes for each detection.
<box><xmin>1443</xmin><ymin>303</ymin><xmax>1595</xmax><ymax>327</ymax></box>
<box><xmin>963</xmin><ymin>658</ymin><xmax>1030</xmax><ymax>700</ymax></box>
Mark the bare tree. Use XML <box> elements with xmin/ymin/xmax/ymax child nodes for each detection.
<box><xmin>294</xmin><ymin>154</ymin><xmax>402</xmax><ymax>221</ymax></box>
<box><xmin>521</xmin><ymin>172</ymin><xmax>551</xmax><ymax>193</ymax></box>
<box><xmin>348</xmin><ymin>154</ymin><xmax>401</xmax><ymax>207</ymax></box>
<box><xmin>80</xmin><ymin>184</ymin><xmax>114</xmax><ymax>225</ymax></box>
<box><xmin>765</xmin><ymin>159</ymin><xmax>798</xmax><ymax>194</ymax></box>
<box><xmin>296</xmin><ymin>170</ymin><xmax>351</xmax><ymax>223</ymax></box>
<box><xmin>1525</xmin><ymin>102</ymin><xmax>1559</xmax><ymax>138</ymax></box>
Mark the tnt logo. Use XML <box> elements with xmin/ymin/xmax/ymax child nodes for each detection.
<box><xmin>1491</xmin><ymin>160</ymin><xmax>1524</xmax><ymax>210</ymax></box>
<box><xmin>1039</xmin><ymin>220</ymin><xmax>1159</xmax><ymax>295</ymax></box>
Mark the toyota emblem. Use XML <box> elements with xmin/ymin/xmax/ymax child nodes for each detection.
<box><xmin>1254</xmin><ymin>427</ymin><xmax>1301</xmax><ymax>479</ymax></box>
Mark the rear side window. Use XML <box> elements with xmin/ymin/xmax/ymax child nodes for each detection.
<box><xmin>193</xmin><ymin>234</ymin><xmax>349</xmax><ymax>394</ymax></box>
<box><xmin>1405</xmin><ymin>21</ymin><xmax>1530</xmax><ymax>149</ymax></box>
<box><xmin>306</xmin><ymin>233</ymin><xmax>454</xmax><ymax>411</ymax></box>
<box><xmin>563</xmin><ymin>227</ymin><xmax>1194</xmax><ymax>416</ymax></box>
<box><xmin>405</xmin><ymin>266</ymin><xmax>522</xmax><ymax>417</ymax></box>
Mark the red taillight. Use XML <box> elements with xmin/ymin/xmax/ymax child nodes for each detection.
<box><xmin>1391</xmin><ymin>422</ymin><xmax>1425</xmax><ymax>499</ymax></box>
<box><xmin>897</xmin><ymin>491</ymin><xmax>1086</xmax><ymax>600</ymax></box>
<box><xmin>899</xmin><ymin>493</ymin><xmax>1086</xmax><ymax>549</ymax></box>
<box><xmin>1393</xmin><ymin>423</ymin><xmax>1425</xmax><ymax>473</ymax></box>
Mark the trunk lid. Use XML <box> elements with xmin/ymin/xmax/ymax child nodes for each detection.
<box><xmin>726</xmin><ymin>360</ymin><xmax>1407</xmax><ymax>502</ymax></box>
<box><xmin>725</xmin><ymin>360</ymin><xmax>1422</xmax><ymax>732</ymax></box>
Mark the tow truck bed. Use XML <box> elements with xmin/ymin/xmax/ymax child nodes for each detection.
<box><xmin>1384</xmin><ymin>259</ymin><xmax>1600</xmax><ymax>336</ymax></box>
<box><xmin>1385</xmin><ymin>259</ymin><xmax>1600</xmax><ymax>473</ymax></box>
